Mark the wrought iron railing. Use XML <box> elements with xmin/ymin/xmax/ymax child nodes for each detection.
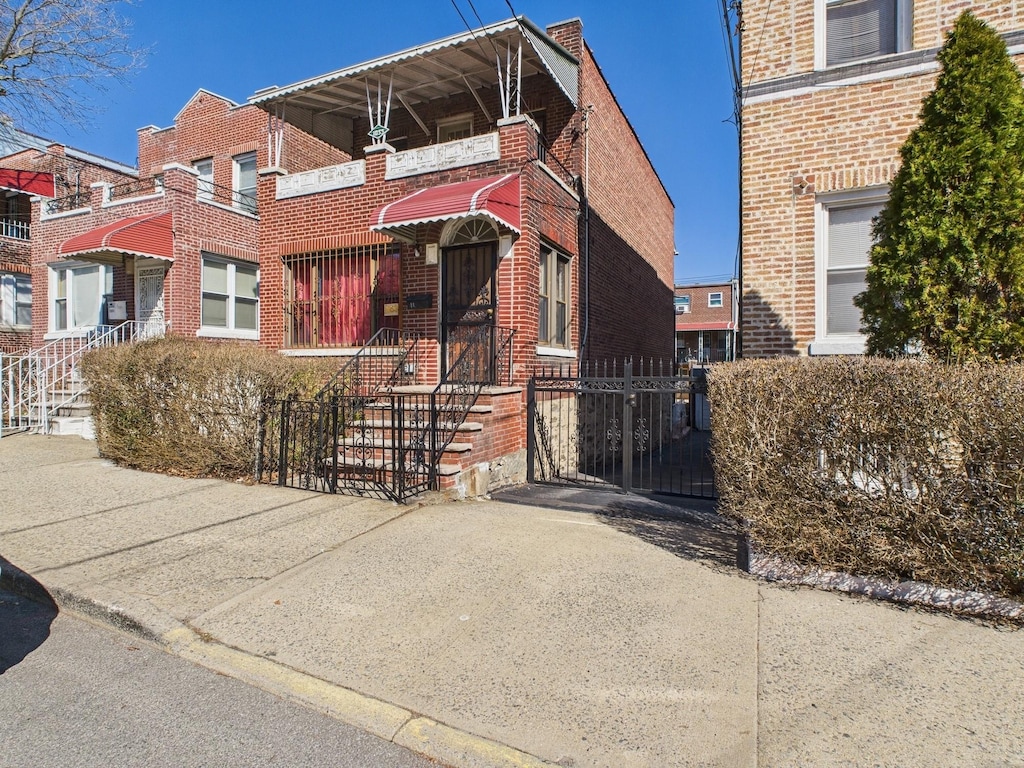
<box><xmin>45</xmin><ymin>192</ymin><xmax>87</xmax><ymax>215</ymax></box>
<box><xmin>0</xmin><ymin>216</ymin><xmax>30</xmax><ymax>240</ymax></box>
<box><xmin>420</xmin><ymin>325</ymin><xmax>515</xmax><ymax>472</ymax></box>
<box><xmin>1</xmin><ymin>321</ymin><xmax>163</xmax><ymax>435</ymax></box>
<box><xmin>257</xmin><ymin>329</ymin><xmax>425</xmax><ymax>500</ymax></box>
<box><xmin>196</xmin><ymin>179</ymin><xmax>257</xmax><ymax>215</ymax></box>
<box><xmin>107</xmin><ymin>177</ymin><xmax>163</xmax><ymax>201</ymax></box>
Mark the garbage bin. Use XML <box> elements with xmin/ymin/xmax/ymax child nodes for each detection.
<box><xmin>689</xmin><ymin>367</ymin><xmax>711</xmax><ymax>431</ymax></box>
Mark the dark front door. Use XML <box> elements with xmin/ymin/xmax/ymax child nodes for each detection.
<box><xmin>442</xmin><ymin>242</ymin><xmax>497</xmax><ymax>382</ymax></box>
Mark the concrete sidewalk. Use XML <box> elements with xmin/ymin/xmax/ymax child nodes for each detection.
<box><xmin>2</xmin><ymin>435</ymin><xmax>1022</xmax><ymax>767</ymax></box>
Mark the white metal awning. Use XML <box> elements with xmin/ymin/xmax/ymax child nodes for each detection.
<box><xmin>249</xmin><ymin>16</ymin><xmax>578</xmax><ymax>151</ymax></box>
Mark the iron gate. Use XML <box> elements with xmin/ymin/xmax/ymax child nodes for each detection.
<box><xmin>527</xmin><ymin>360</ymin><xmax>717</xmax><ymax>499</ymax></box>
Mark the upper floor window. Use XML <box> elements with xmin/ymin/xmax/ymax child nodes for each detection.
<box><xmin>438</xmin><ymin>114</ymin><xmax>473</xmax><ymax>143</ymax></box>
<box><xmin>708</xmin><ymin>292</ymin><xmax>724</xmax><ymax>308</ymax></box>
<box><xmin>0</xmin><ymin>273</ymin><xmax>30</xmax><ymax>326</ymax></box>
<box><xmin>674</xmin><ymin>295</ymin><xmax>691</xmax><ymax>314</ymax></box>
<box><xmin>1</xmin><ymin>192</ymin><xmax>30</xmax><ymax>240</ymax></box>
<box><xmin>819</xmin><ymin>0</ymin><xmax>912</xmax><ymax>68</ymax></box>
<box><xmin>194</xmin><ymin>158</ymin><xmax>213</xmax><ymax>201</ymax></box>
<box><xmin>232</xmin><ymin>152</ymin><xmax>257</xmax><ymax>214</ymax></box>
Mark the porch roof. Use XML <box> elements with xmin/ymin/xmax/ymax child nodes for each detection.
<box><xmin>370</xmin><ymin>173</ymin><xmax>520</xmax><ymax>243</ymax></box>
<box><xmin>58</xmin><ymin>212</ymin><xmax>174</xmax><ymax>262</ymax></box>
<box><xmin>0</xmin><ymin>168</ymin><xmax>54</xmax><ymax>197</ymax></box>
<box><xmin>248</xmin><ymin>17</ymin><xmax>578</xmax><ymax>149</ymax></box>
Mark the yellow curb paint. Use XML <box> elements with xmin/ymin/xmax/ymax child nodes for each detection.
<box><xmin>162</xmin><ymin>628</ymin><xmax>411</xmax><ymax>742</ymax></box>
<box><xmin>395</xmin><ymin>717</ymin><xmax>558</xmax><ymax>768</ymax></box>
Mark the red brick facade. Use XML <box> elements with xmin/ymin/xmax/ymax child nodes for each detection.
<box><xmin>740</xmin><ymin>2</ymin><xmax>1024</xmax><ymax>356</ymax></box>
<box><xmin>29</xmin><ymin>91</ymin><xmax>346</xmax><ymax>348</ymax></box>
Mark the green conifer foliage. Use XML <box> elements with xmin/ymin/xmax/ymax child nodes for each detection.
<box><xmin>855</xmin><ymin>12</ymin><xmax>1024</xmax><ymax>360</ymax></box>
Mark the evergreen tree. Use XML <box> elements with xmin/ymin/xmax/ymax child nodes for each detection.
<box><xmin>855</xmin><ymin>11</ymin><xmax>1024</xmax><ymax>360</ymax></box>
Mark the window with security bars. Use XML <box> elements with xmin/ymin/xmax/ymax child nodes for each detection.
<box><xmin>826</xmin><ymin>0</ymin><xmax>901</xmax><ymax>66</ymax></box>
<box><xmin>285</xmin><ymin>245</ymin><xmax>401</xmax><ymax>349</ymax></box>
<box><xmin>825</xmin><ymin>201</ymin><xmax>883</xmax><ymax>336</ymax></box>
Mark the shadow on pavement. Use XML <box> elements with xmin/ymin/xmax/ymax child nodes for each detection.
<box><xmin>493</xmin><ymin>485</ymin><xmax>748</xmax><ymax>571</ymax></box>
<box><xmin>0</xmin><ymin>555</ymin><xmax>58</xmax><ymax>674</ymax></box>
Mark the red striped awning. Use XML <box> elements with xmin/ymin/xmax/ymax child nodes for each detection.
<box><xmin>58</xmin><ymin>212</ymin><xmax>174</xmax><ymax>262</ymax></box>
<box><xmin>370</xmin><ymin>173</ymin><xmax>520</xmax><ymax>242</ymax></box>
<box><xmin>0</xmin><ymin>168</ymin><xmax>54</xmax><ymax>197</ymax></box>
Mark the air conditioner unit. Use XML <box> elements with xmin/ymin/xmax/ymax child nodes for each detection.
<box><xmin>681</xmin><ymin>305</ymin><xmax>690</xmax><ymax>313</ymax></box>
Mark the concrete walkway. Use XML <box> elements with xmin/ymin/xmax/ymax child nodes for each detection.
<box><xmin>1</xmin><ymin>435</ymin><xmax>1022</xmax><ymax>767</ymax></box>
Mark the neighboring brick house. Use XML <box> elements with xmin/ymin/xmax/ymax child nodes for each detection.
<box><xmin>29</xmin><ymin>90</ymin><xmax>345</xmax><ymax>347</ymax></box>
<box><xmin>740</xmin><ymin>1</ymin><xmax>1024</xmax><ymax>356</ymax></box>
<box><xmin>0</xmin><ymin>129</ymin><xmax>137</xmax><ymax>354</ymax></box>
<box><xmin>674</xmin><ymin>281</ymin><xmax>737</xmax><ymax>363</ymax></box>
<box><xmin>252</xmin><ymin>16</ymin><xmax>674</xmax><ymax>374</ymax></box>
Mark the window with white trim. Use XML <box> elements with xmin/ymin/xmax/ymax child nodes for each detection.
<box><xmin>539</xmin><ymin>244</ymin><xmax>571</xmax><ymax>348</ymax></box>
<box><xmin>438</xmin><ymin>114</ymin><xmax>473</xmax><ymax>143</ymax></box>
<box><xmin>232</xmin><ymin>152</ymin><xmax>257</xmax><ymax>214</ymax></box>
<box><xmin>0</xmin><ymin>273</ymin><xmax>31</xmax><ymax>326</ymax></box>
<box><xmin>813</xmin><ymin>189</ymin><xmax>887</xmax><ymax>353</ymax></box>
<box><xmin>675</xmin><ymin>295</ymin><xmax>691</xmax><ymax>314</ymax></box>
<box><xmin>708</xmin><ymin>292</ymin><xmax>724</xmax><ymax>308</ymax></box>
<box><xmin>194</xmin><ymin>158</ymin><xmax>213</xmax><ymax>201</ymax></box>
<box><xmin>817</xmin><ymin>0</ymin><xmax>912</xmax><ymax>68</ymax></box>
<box><xmin>50</xmin><ymin>264</ymin><xmax>112</xmax><ymax>332</ymax></box>
<box><xmin>201</xmin><ymin>255</ymin><xmax>258</xmax><ymax>333</ymax></box>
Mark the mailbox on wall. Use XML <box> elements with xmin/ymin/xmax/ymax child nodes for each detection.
<box><xmin>406</xmin><ymin>293</ymin><xmax>433</xmax><ymax>310</ymax></box>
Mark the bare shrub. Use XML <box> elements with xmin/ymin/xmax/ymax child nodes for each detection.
<box><xmin>711</xmin><ymin>357</ymin><xmax>1024</xmax><ymax>600</ymax></box>
<box><xmin>79</xmin><ymin>337</ymin><xmax>336</xmax><ymax>479</ymax></box>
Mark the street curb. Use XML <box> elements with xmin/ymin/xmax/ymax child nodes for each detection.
<box><xmin>5</xmin><ymin>567</ymin><xmax>561</xmax><ymax>768</ymax></box>
<box><xmin>162</xmin><ymin>627</ymin><xmax>559</xmax><ymax>768</ymax></box>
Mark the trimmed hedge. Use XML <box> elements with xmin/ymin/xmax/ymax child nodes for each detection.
<box><xmin>80</xmin><ymin>337</ymin><xmax>336</xmax><ymax>479</ymax></box>
<box><xmin>710</xmin><ymin>357</ymin><xmax>1024</xmax><ymax>600</ymax></box>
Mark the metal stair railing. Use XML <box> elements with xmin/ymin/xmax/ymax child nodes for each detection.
<box><xmin>314</xmin><ymin>328</ymin><xmax>420</xmax><ymax>401</ymax></box>
<box><xmin>0</xmin><ymin>321</ymin><xmax>159</xmax><ymax>436</ymax></box>
<box><xmin>407</xmin><ymin>325</ymin><xmax>514</xmax><ymax>487</ymax></box>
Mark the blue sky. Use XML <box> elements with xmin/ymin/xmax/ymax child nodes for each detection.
<box><xmin>30</xmin><ymin>0</ymin><xmax>739</xmax><ymax>284</ymax></box>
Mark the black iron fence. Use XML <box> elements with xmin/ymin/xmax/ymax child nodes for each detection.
<box><xmin>527</xmin><ymin>359</ymin><xmax>717</xmax><ymax>499</ymax></box>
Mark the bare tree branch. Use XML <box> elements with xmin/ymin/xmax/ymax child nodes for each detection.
<box><xmin>0</xmin><ymin>0</ymin><xmax>145</xmax><ymax>129</ymax></box>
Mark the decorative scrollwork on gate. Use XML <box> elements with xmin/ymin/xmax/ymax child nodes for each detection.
<box><xmin>606</xmin><ymin>417</ymin><xmax>622</xmax><ymax>455</ymax></box>
<box><xmin>633</xmin><ymin>417</ymin><xmax>650</xmax><ymax>453</ymax></box>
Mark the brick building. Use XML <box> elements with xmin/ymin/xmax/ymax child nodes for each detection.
<box><xmin>251</xmin><ymin>16</ymin><xmax>674</xmax><ymax>375</ymax></box>
<box><xmin>29</xmin><ymin>90</ymin><xmax>344</xmax><ymax>347</ymax></box>
<box><xmin>0</xmin><ymin>129</ymin><xmax>136</xmax><ymax>354</ymax></box>
<box><xmin>740</xmin><ymin>1</ymin><xmax>1024</xmax><ymax>356</ymax></box>
<box><xmin>674</xmin><ymin>281</ymin><xmax>737</xmax><ymax>363</ymax></box>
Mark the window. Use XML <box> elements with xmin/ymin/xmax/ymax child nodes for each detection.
<box><xmin>285</xmin><ymin>245</ymin><xmax>400</xmax><ymax>349</ymax></box>
<box><xmin>674</xmin><ymin>295</ymin><xmax>691</xmax><ymax>314</ymax></box>
<box><xmin>708</xmin><ymin>292</ymin><xmax>724</xmax><ymax>308</ymax></box>
<box><xmin>1</xmin><ymin>192</ymin><xmax>30</xmax><ymax>240</ymax></box>
<box><xmin>539</xmin><ymin>244</ymin><xmax>571</xmax><ymax>348</ymax></box>
<box><xmin>438</xmin><ymin>115</ymin><xmax>473</xmax><ymax>143</ymax></box>
<box><xmin>0</xmin><ymin>273</ymin><xmax>30</xmax><ymax>326</ymax></box>
<box><xmin>194</xmin><ymin>158</ymin><xmax>213</xmax><ymax>201</ymax></box>
<box><xmin>232</xmin><ymin>152</ymin><xmax>257</xmax><ymax>213</ymax></box>
<box><xmin>50</xmin><ymin>264</ymin><xmax>112</xmax><ymax>332</ymax></box>
<box><xmin>201</xmin><ymin>256</ymin><xmax>258</xmax><ymax>334</ymax></box>
<box><xmin>812</xmin><ymin>189</ymin><xmax>887</xmax><ymax>354</ymax></box>
<box><xmin>819</xmin><ymin>0</ymin><xmax>912</xmax><ymax>68</ymax></box>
